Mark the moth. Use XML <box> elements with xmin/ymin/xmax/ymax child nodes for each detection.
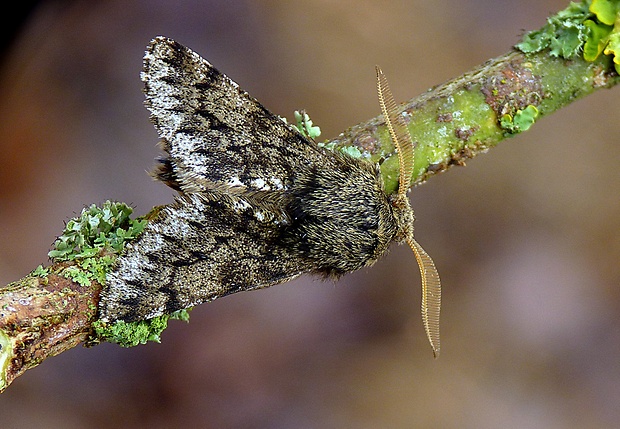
<box><xmin>99</xmin><ymin>36</ymin><xmax>441</xmax><ymax>356</ymax></box>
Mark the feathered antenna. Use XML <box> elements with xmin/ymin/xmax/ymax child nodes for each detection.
<box><xmin>375</xmin><ymin>66</ymin><xmax>414</xmax><ymax>192</ymax></box>
<box><xmin>376</xmin><ymin>66</ymin><xmax>441</xmax><ymax>357</ymax></box>
<box><xmin>408</xmin><ymin>236</ymin><xmax>441</xmax><ymax>357</ymax></box>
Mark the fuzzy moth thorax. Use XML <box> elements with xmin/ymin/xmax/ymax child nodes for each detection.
<box><xmin>281</xmin><ymin>151</ymin><xmax>398</xmax><ymax>277</ymax></box>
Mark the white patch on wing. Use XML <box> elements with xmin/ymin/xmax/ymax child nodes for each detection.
<box><xmin>250</xmin><ymin>178</ymin><xmax>269</xmax><ymax>190</ymax></box>
<box><xmin>227</xmin><ymin>177</ymin><xmax>245</xmax><ymax>187</ymax></box>
<box><xmin>270</xmin><ymin>178</ymin><xmax>284</xmax><ymax>190</ymax></box>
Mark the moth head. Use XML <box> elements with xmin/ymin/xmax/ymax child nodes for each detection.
<box><xmin>376</xmin><ymin>66</ymin><xmax>441</xmax><ymax>358</ymax></box>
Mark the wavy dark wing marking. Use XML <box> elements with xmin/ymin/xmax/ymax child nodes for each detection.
<box><xmin>142</xmin><ymin>36</ymin><xmax>325</xmax><ymax>193</ymax></box>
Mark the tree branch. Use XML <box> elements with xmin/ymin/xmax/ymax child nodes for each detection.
<box><xmin>332</xmin><ymin>49</ymin><xmax>617</xmax><ymax>194</ymax></box>
<box><xmin>0</xmin><ymin>266</ymin><xmax>100</xmax><ymax>391</ymax></box>
<box><xmin>1</xmin><ymin>1</ymin><xmax>618</xmax><ymax>392</ymax></box>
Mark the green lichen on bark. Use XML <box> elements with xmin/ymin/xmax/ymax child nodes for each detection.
<box><xmin>500</xmin><ymin>105</ymin><xmax>540</xmax><ymax>133</ymax></box>
<box><xmin>92</xmin><ymin>309</ymin><xmax>191</xmax><ymax>347</ymax></box>
<box><xmin>49</xmin><ymin>201</ymin><xmax>146</xmax><ymax>264</ymax></box>
<box><xmin>47</xmin><ymin>201</ymin><xmax>146</xmax><ymax>292</ymax></box>
<box><xmin>517</xmin><ymin>0</ymin><xmax>620</xmax><ymax>72</ymax></box>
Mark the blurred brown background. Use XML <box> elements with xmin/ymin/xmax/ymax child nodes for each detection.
<box><xmin>1</xmin><ymin>0</ymin><xmax>619</xmax><ymax>427</ymax></box>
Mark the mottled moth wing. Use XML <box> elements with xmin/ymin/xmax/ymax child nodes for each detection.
<box><xmin>100</xmin><ymin>37</ymin><xmax>400</xmax><ymax>323</ymax></box>
<box><xmin>143</xmin><ymin>36</ymin><xmax>324</xmax><ymax>193</ymax></box>
<box><xmin>101</xmin><ymin>192</ymin><xmax>311</xmax><ymax>322</ymax></box>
